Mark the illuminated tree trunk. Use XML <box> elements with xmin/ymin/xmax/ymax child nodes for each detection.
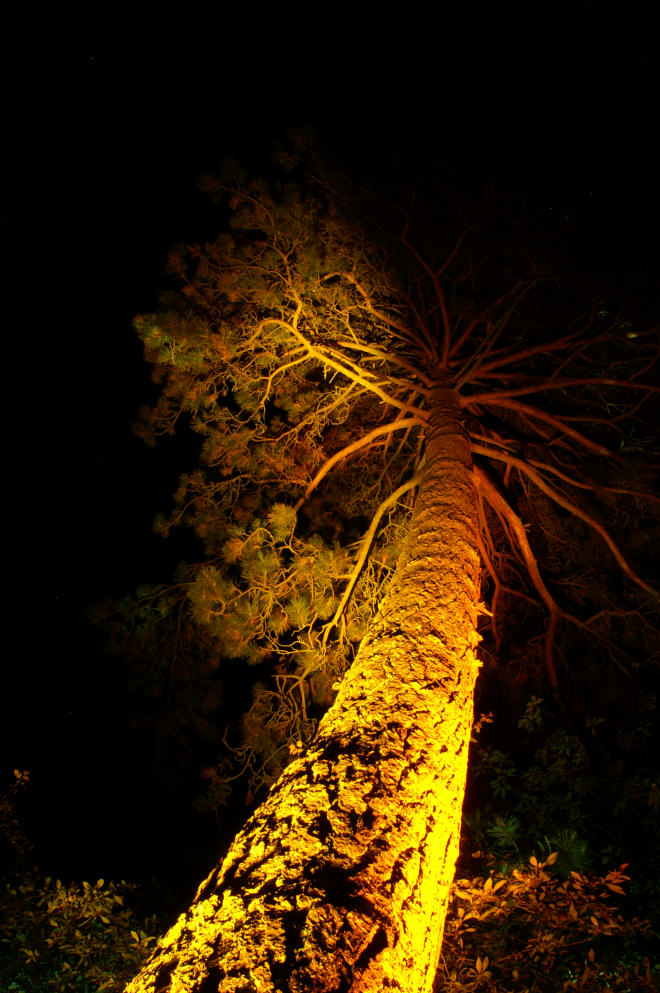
<box><xmin>125</xmin><ymin>386</ymin><xmax>481</xmax><ymax>993</ymax></box>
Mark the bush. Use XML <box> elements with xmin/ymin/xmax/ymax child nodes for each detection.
<box><xmin>0</xmin><ymin>772</ymin><xmax>161</xmax><ymax>993</ymax></box>
<box><xmin>437</xmin><ymin>852</ymin><xmax>659</xmax><ymax>992</ymax></box>
<box><xmin>465</xmin><ymin>691</ymin><xmax>660</xmax><ymax>925</ymax></box>
<box><xmin>0</xmin><ymin>871</ymin><xmax>160</xmax><ymax>993</ymax></box>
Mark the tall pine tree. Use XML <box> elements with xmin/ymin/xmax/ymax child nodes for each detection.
<box><xmin>124</xmin><ymin>161</ymin><xmax>658</xmax><ymax>993</ymax></box>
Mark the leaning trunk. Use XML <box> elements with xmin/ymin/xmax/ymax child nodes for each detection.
<box><xmin>126</xmin><ymin>386</ymin><xmax>481</xmax><ymax>993</ymax></box>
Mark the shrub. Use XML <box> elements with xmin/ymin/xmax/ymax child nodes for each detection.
<box><xmin>437</xmin><ymin>852</ymin><xmax>658</xmax><ymax>992</ymax></box>
<box><xmin>0</xmin><ymin>871</ymin><xmax>160</xmax><ymax>993</ymax></box>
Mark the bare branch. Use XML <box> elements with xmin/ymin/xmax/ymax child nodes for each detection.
<box><xmin>471</xmin><ymin>431</ymin><xmax>660</xmax><ymax>508</ymax></box>
<box><xmin>455</xmin><ymin>279</ymin><xmax>545</xmax><ymax>385</ymax></box>
<box><xmin>337</xmin><ymin>271</ymin><xmax>434</xmax><ymax>358</ymax></box>
<box><xmin>259</xmin><ymin>353</ymin><xmax>309</xmax><ymax>408</ymax></box>
<box><xmin>401</xmin><ymin>223</ymin><xmax>449</xmax><ymax>365</ymax></box>
<box><xmin>463</xmin><ymin>395</ymin><xmax>621</xmax><ymax>460</ymax></box>
<box><xmin>465</xmin><ymin>327</ymin><xmax>603</xmax><ymax>380</ymax></box>
<box><xmin>466</xmin><ymin>377</ymin><xmax>660</xmax><ymax>404</ymax></box>
<box><xmin>259</xmin><ymin>317</ymin><xmax>426</xmax><ymax>418</ymax></box>
<box><xmin>476</xmin><ymin>468</ymin><xmax>563</xmax><ymax>693</ymax></box>
<box><xmin>322</xmin><ymin>344</ymin><xmax>431</xmax><ymax>399</ymax></box>
<box><xmin>474</xmin><ymin>490</ymin><xmax>504</xmax><ymax>653</ymax></box>
<box><xmin>446</xmin><ymin>316</ymin><xmax>481</xmax><ymax>363</ymax></box>
<box><xmin>471</xmin><ymin>443</ymin><xmax>657</xmax><ymax>598</ymax></box>
<box><xmin>524</xmin><ymin>456</ymin><xmax>660</xmax><ymax>510</ymax></box>
<box><xmin>322</xmin><ymin>471</ymin><xmax>423</xmax><ymax>647</ymax></box>
<box><xmin>293</xmin><ymin>418</ymin><xmax>423</xmax><ymax>512</ymax></box>
<box><xmin>335</xmin><ymin>339</ymin><xmax>434</xmax><ymax>389</ymax></box>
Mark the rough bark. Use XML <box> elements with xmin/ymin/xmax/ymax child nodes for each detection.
<box><xmin>125</xmin><ymin>386</ymin><xmax>481</xmax><ymax>993</ymax></box>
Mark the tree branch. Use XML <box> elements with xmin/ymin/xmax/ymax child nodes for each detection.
<box><xmin>335</xmin><ymin>339</ymin><xmax>434</xmax><ymax>389</ymax></box>
<box><xmin>321</xmin><ymin>471</ymin><xmax>423</xmax><ymax>647</ymax></box>
<box><xmin>293</xmin><ymin>418</ymin><xmax>423</xmax><ymax>511</ymax></box>
<box><xmin>465</xmin><ymin>329</ymin><xmax>597</xmax><ymax>379</ymax></box>
<box><xmin>401</xmin><ymin>223</ymin><xmax>449</xmax><ymax>365</ymax></box>
<box><xmin>471</xmin><ymin>444</ymin><xmax>657</xmax><ymax>598</ymax></box>
<box><xmin>337</xmin><ymin>271</ymin><xmax>434</xmax><ymax>358</ymax></box>
<box><xmin>476</xmin><ymin>468</ymin><xmax>563</xmax><ymax>694</ymax></box>
<box><xmin>466</xmin><ymin>377</ymin><xmax>660</xmax><ymax>404</ymax></box>
<box><xmin>262</xmin><ymin>317</ymin><xmax>427</xmax><ymax>417</ymax></box>
<box><xmin>462</xmin><ymin>395</ymin><xmax>621</xmax><ymax>460</ymax></box>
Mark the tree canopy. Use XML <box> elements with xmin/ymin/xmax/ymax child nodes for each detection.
<box><xmin>122</xmin><ymin>158</ymin><xmax>659</xmax><ymax>805</ymax></box>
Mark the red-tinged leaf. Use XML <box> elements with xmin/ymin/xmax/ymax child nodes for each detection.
<box><xmin>606</xmin><ymin>883</ymin><xmax>626</xmax><ymax>895</ymax></box>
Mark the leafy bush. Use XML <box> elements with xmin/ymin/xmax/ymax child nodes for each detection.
<box><xmin>437</xmin><ymin>852</ymin><xmax>659</xmax><ymax>992</ymax></box>
<box><xmin>0</xmin><ymin>772</ymin><xmax>161</xmax><ymax>993</ymax></box>
<box><xmin>465</xmin><ymin>691</ymin><xmax>660</xmax><ymax>923</ymax></box>
<box><xmin>0</xmin><ymin>872</ymin><xmax>160</xmax><ymax>993</ymax></box>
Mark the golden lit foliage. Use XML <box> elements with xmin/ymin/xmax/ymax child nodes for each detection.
<box><xmin>0</xmin><ymin>873</ymin><xmax>160</xmax><ymax>993</ymax></box>
<box><xmin>438</xmin><ymin>854</ymin><xmax>658</xmax><ymax>992</ymax></box>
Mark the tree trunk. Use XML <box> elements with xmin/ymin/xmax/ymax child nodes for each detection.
<box><xmin>125</xmin><ymin>386</ymin><xmax>481</xmax><ymax>993</ymax></box>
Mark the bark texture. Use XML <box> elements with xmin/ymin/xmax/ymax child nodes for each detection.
<box><xmin>125</xmin><ymin>387</ymin><xmax>481</xmax><ymax>993</ymax></box>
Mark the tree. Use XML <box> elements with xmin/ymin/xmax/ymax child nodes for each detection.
<box><xmin>124</xmin><ymin>161</ymin><xmax>658</xmax><ymax>993</ymax></box>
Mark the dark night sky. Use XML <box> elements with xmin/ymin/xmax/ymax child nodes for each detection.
<box><xmin>2</xmin><ymin>7</ymin><xmax>659</xmax><ymax>893</ymax></box>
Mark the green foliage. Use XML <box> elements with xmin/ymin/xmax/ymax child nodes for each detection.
<box><xmin>470</xmin><ymin>725</ymin><xmax>594</xmax><ymax>858</ymax></box>
<box><xmin>266</xmin><ymin>502</ymin><xmax>297</xmax><ymax>541</ymax></box>
<box><xmin>437</xmin><ymin>854</ymin><xmax>659</xmax><ymax>992</ymax></box>
<box><xmin>517</xmin><ymin>695</ymin><xmax>543</xmax><ymax>732</ymax></box>
<box><xmin>0</xmin><ymin>775</ymin><xmax>162</xmax><ymax>993</ymax></box>
<box><xmin>98</xmin><ymin>170</ymin><xmax>431</xmax><ymax>805</ymax></box>
<box><xmin>0</xmin><ymin>872</ymin><xmax>160</xmax><ymax>993</ymax></box>
<box><xmin>466</xmin><ymin>688</ymin><xmax>660</xmax><ymax>921</ymax></box>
